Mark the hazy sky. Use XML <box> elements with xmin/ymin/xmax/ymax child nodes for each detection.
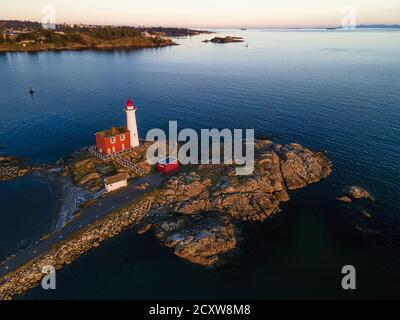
<box><xmin>2</xmin><ymin>0</ymin><xmax>400</xmax><ymax>28</ymax></box>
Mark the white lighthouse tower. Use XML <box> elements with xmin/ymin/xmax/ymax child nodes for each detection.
<box><xmin>125</xmin><ymin>97</ymin><xmax>140</xmax><ymax>148</ymax></box>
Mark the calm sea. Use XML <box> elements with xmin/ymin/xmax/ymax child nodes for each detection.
<box><xmin>1</xmin><ymin>29</ymin><xmax>399</xmax><ymax>299</ymax></box>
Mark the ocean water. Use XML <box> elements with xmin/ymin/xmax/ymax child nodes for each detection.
<box><xmin>1</xmin><ymin>29</ymin><xmax>400</xmax><ymax>299</ymax></box>
<box><xmin>0</xmin><ymin>176</ymin><xmax>55</xmax><ymax>260</ymax></box>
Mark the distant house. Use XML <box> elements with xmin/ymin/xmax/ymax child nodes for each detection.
<box><xmin>18</xmin><ymin>40</ymin><xmax>35</xmax><ymax>45</ymax></box>
<box><xmin>142</xmin><ymin>31</ymin><xmax>156</xmax><ymax>38</ymax></box>
<box><xmin>157</xmin><ymin>158</ymin><xmax>180</xmax><ymax>174</ymax></box>
<box><xmin>104</xmin><ymin>173</ymin><xmax>130</xmax><ymax>192</ymax></box>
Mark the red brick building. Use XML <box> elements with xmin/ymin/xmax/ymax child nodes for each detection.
<box><xmin>95</xmin><ymin>126</ymin><xmax>131</xmax><ymax>156</ymax></box>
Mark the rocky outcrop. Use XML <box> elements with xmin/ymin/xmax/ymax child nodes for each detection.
<box><xmin>154</xmin><ymin>214</ymin><xmax>236</xmax><ymax>266</ymax></box>
<box><xmin>142</xmin><ymin>140</ymin><xmax>332</xmax><ymax>266</ymax></box>
<box><xmin>336</xmin><ymin>195</ymin><xmax>352</xmax><ymax>203</ymax></box>
<box><xmin>203</xmin><ymin>36</ymin><xmax>244</xmax><ymax>43</ymax></box>
<box><xmin>0</xmin><ymin>155</ymin><xmax>21</xmax><ymax>167</ymax></box>
<box><xmin>343</xmin><ymin>186</ymin><xmax>375</xmax><ymax>201</ymax></box>
<box><xmin>275</xmin><ymin>143</ymin><xmax>332</xmax><ymax>190</ymax></box>
<box><xmin>0</xmin><ymin>155</ymin><xmax>46</xmax><ymax>181</ymax></box>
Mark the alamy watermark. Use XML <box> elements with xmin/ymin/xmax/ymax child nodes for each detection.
<box><xmin>341</xmin><ymin>265</ymin><xmax>356</xmax><ymax>290</ymax></box>
<box><xmin>41</xmin><ymin>5</ymin><xmax>56</xmax><ymax>29</ymax></box>
<box><xmin>341</xmin><ymin>5</ymin><xmax>357</xmax><ymax>30</ymax></box>
<box><xmin>146</xmin><ymin>121</ymin><xmax>255</xmax><ymax>175</ymax></box>
<box><xmin>41</xmin><ymin>265</ymin><xmax>56</xmax><ymax>290</ymax></box>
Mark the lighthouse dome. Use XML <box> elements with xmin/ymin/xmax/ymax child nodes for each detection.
<box><xmin>126</xmin><ymin>97</ymin><xmax>134</xmax><ymax>108</ymax></box>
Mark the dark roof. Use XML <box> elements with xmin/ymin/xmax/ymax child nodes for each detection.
<box><xmin>96</xmin><ymin>126</ymin><xmax>129</xmax><ymax>138</ymax></box>
<box><xmin>104</xmin><ymin>173</ymin><xmax>130</xmax><ymax>185</ymax></box>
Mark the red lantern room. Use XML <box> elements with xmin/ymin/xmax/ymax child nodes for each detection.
<box><xmin>126</xmin><ymin>96</ymin><xmax>136</xmax><ymax>110</ymax></box>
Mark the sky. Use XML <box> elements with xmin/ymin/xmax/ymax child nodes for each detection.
<box><xmin>1</xmin><ymin>0</ymin><xmax>400</xmax><ymax>28</ymax></box>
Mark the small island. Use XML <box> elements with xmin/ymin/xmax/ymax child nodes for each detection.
<box><xmin>203</xmin><ymin>36</ymin><xmax>244</xmax><ymax>44</ymax></box>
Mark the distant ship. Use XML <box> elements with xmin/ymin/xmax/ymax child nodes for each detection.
<box><xmin>241</xmin><ymin>28</ymin><xmax>247</xmax><ymax>30</ymax></box>
<box><xmin>326</xmin><ymin>27</ymin><xmax>337</xmax><ymax>30</ymax></box>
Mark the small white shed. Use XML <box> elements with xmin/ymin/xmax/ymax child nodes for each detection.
<box><xmin>104</xmin><ymin>173</ymin><xmax>129</xmax><ymax>192</ymax></box>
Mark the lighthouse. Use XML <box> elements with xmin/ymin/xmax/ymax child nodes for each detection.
<box><xmin>95</xmin><ymin>96</ymin><xmax>140</xmax><ymax>156</ymax></box>
<box><xmin>125</xmin><ymin>97</ymin><xmax>140</xmax><ymax>148</ymax></box>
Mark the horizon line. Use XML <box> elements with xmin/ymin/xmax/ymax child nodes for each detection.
<box><xmin>1</xmin><ymin>19</ymin><xmax>400</xmax><ymax>30</ymax></box>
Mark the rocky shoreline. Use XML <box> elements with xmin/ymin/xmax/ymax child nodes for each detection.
<box><xmin>138</xmin><ymin>140</ymin><xmax>332</xmax><ymax>266</ymax></box>
<box><xmin>0</xmin><ymin>37</ymin><xmax>178</xmax><ymax>53</ymax></box>
<box><xmin>0</xmin><ymin>41</ymin><xmax>178</xmax><ymax>53</ymax></box>
<box><xmin>0</xmin><ymin>139</ymin><xmax>333</xmax><ymax>298</ymax></box>
<box><xmin>0</xmin><ymin>155</ymin><xmax>50</xmax><ymax>181</ymax></box>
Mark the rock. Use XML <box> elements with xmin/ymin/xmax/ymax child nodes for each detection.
<box><xmin>137</xmin><ymin>224</ymin><xmax>153</xmax><ymax>234</ymax></box>
<box><xmin>56</xmin><ymin>158</ymin><xmax>65</xmax><ymax>166</ymax></box>
<box><xmin>73</xmin><ymin>158</ymin><xmax>94</xmax><ymax>172</ymax></box>
<box><xmin>205</xmin><ymin>36</ymin><xmax>244</xmax><ymax>43</ymax></box>
<box><xmin>80</xmin><ymin>172</ymin><xmax>101</xmax><ymax>185</ymax></box>
<box><xmin>275</xmin><ymin>143</ymin><xmax>332</xmax><ymax>190</ymax></box>
<box><xmin>362</xmin><ymin>210</ymin><xmax>372</xmax><ymax>218</ymax></box>
<box><xmin>155</xmin><ymin>214</ymin><xmax>237</xmax><ymax>266</ymax></box>
<box><xmin>343</xmin><ymin>186</ymin><xmax>374</xmax><ymax>201</ymax></box>
<box><xmin>136</xmin><ymin>182</ymin><xmax>150</xmax><ymax>190</ymax></box>
<box><xmin>95</xmin><ymin>163</ymin><xmax>115</xmax><ymax>175</ymax></box>
<box><xmin>337</xmin><ymin>195</ymin><xmax>352</xmax><ymax>203</ymax></box>
<box><xmin>0</xmin><ymin>155</ymin><xmax>21</xmax><ymax>166</ymax></box>
<box><xmin>0</xmin><ymin>156</ymin><xmax>46</xmax><ymax>181</ymax></box>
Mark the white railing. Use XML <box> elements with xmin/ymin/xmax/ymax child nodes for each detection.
<box><xmin>89</xmin><ymin>146</ymin><xmax>110</xmax><ymax>161</ymax></box>
<box><xmin>112</xmin><ymin>153</ymin><xmax>145</xmax><ymax>176</ymax></box>
<box><xmin>89</xmin><ymin>146</ymin><xmax>145</xmax><ymax>176</ymax></box>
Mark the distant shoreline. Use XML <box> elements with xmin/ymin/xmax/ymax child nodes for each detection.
<box><xmin>0</xmin><ymin>41</ymin><xmax>178</xmax><ymax>53</ymax></box>
<box><xmin>204</xmin><ymin>25</ymin><xmax>400</xmax><ymax>30</ymax></box>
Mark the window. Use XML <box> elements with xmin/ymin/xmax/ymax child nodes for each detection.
<box><xmin>110</xmin><ymin>137</ymin><xmax>116</xmax><ymax>144</ymax></box>
<box><xmin>120</xmin><ymin>134</ymin><xmax>125</xmax><ymax>141</ymax></box>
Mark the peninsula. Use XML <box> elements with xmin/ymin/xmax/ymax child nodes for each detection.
<box><xmin>0</xmin><ymin>94</ymin><xmax>333</xmax><ymax>300</ymax></box>
<box><xmin>0</xmin><ymin>138</ymin><xmax>332</xmax><ymax>299</ymax></box>
<box><xmin>0</xmin><ymin>20</ymin><xmax>210</xmax><ymax>52</ymax></box>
